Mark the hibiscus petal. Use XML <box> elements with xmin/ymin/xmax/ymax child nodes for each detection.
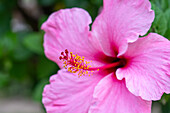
<box><xmin>91</xmin><ymin>0</ymin><xmax>154</xmax><ymax>56</ymax></box>
<box><xmin>116</xmin><ymin>33</ymin><xmax>170</xmax><ymax>100</ymax></box>
<box><xmin>41</xmin><ymin>8</ymin><xmax>103</xmax><ymax>68</ymax></box>
<box><xmin>88</xmin><ymin>74</ymin><xmax>151</xmax><ymax>113</ymax></box>
<box><xmin>42</xmin><ymin>69</ymin><xmax>103</xmax><ymax>113</ymax></box>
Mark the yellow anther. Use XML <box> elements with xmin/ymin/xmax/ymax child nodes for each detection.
<box><xmin>86</xmin><ymin>71</ymin><xmax>88</xmax><ymax>74</ymax></box>
<box><xmin>60</xmin><ymin>50</ymin><xmax>95</xmax><ymax>77</ymax></box>
<box><xmin>85</xmin><ymin>61</ymin><xmax>90</xmax><ymax>64</ymax></box>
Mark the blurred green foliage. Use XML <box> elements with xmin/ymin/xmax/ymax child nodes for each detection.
<box><xmin>0</xmin><ymin>0</ymin><xmax>169</xmax><ymax>112</ymax></box>
<box><xmin>150</xmin><ymin>0</ymin><xmax>170</xmax><ymax>38</ymax></box>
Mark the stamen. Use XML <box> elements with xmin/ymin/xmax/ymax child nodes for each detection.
<box><xmin>59</xmin><ymin>49</ymin><xmax>94</xmax><ymax>77</ymax></box>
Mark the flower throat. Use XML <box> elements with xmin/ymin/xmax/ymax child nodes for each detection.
<box><xmin>59</xmin><ymin>49</ymin><xmax>125</xmax><ymax>77</ymax></box>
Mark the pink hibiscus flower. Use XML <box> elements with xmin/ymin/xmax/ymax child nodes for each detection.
<box><xmin>41</xmin><ymin>0</ymin><xmax>170</xmax><ymax>113</ymax></box>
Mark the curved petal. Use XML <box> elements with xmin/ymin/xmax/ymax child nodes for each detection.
<box><xmin>91</xmin><ymin>0</ymin><xmax>154</xmax><ymax>56</ymax></box>
<box><xmin>88</xmin><ymin>74</ymin><xmax>151</xmax><ymax>113</ymax></box>
<box><xmin>42</xmin><ymin>69</ymin><xmax>103</xmax><ymax>113</ymax></box>
<box><xmin>41</xmin><ymin>8</ymin><xmax>103</xmax><ymax>68</ymax></box>
<box><xmin>116</xmin><ymin>33</ymin><xmax>170</xmax><ymax>100</ymax></box>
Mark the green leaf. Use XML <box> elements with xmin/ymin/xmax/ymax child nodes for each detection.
<box><xmin>150</xmin><ymin>0</ymin><xmax>162</xmax><ymax>10</ymax></box>
<box><xmin>10</xmin><ymin>32</ymin><xmax>33</xmax><ymax>61</ymax></box>
<box><xmin>164</xmin><ymin>9</ymin><xmax>170</xmax><ymax>29</ymax></box>
<box><xmin>10</xmin><ymin>61</ymin><xmax>28</xmax><ymax>81</ymax></box>
<box><xmin>65</xmin><ymin>0</ymin><xmax>88</xmax><ymax>8</ymax></box>
<box><xmin>38</xmin><ymin>15</ymin><xmax>48</xmax><ymax>30</ymax></box>
<box><xmin>151</xmin><ymin>2</ymin><xmax>169</xmax><ymax>37</ymax></box>
<box><xmin>0</xmin><ymin>14</ymin><xmax>11</xmax><ymax>37</ymax></box>
<box><xmin>38</xmin><ymin>0</ymin><xmax>57</xmax><ymax>7</ymax></box>
<box><xmin>161</xmin><ymin>94</ymin><xmax>170</xmax><ymax>113</ymax></box>
<box><xmin>0</xmin><ymin>32</ymin><xmax>17</xmax><ymax>57</ymax></box>
<box><xmin>161</xmin><ymin>0</ymin><xmax>169</xmax><ymax>11</ymax></box>
<box><xmin>0</xmin><ymin>72</ymin><xmax>9</xmax><ymax>88</ymax></box>
<box><xmin>33</xmin><ymin>79</ymin><xmax>49</xmax><ymax>102</ymax></box>
<box><xmin>151</xmin><ymin>3</ymin><xmax>168</xmax><ymax>36</ymax></box>
<box><xmin>164</xmin><ymin>29</ymin><xmax>170</xmax><ymax>40</ymax></box>
<box><xmin>151</xmin><ymin>2</ymin><xmax>163</xmax><ymax>14</ymax></box>
<box><xmin>0</xmin><ymin>0</ymin><xmax>16</xmax><ymax>37</ymax></box>
<box><xmin>91</xmin><ymin>0</ymin><xmax>103</xmax><ymax>6</ymax></box>
<box><xmin>150</xmin><ymin>0</ymin><xmax>169</xmax><ymax>11</ymax></box>
<box><xmin>164</xmin><ymin>9</ymin><xmax>170</xmax><ymax>39</ymax></box>
<box><xmin>3</xmin><ymin>59</ymin><xmax>12</xmax><ymax>72</ymax></box>
<box><xmin>23</xmin><ymin>32</ymin><xmax>43</xmax><ymax>55</ymax></box>
<box><xmin>13</xmin><ymin>45</ymin><xmax>33</xmax><ymax>61</ymax></box>
<box><xmin>37</xmin><ymin>55</ymin><xmax>58</xmax><ymax>80</ymax></box>
<box><xmin>154</xmin><ymin>13</ymin><xmax>168</xmax><ymax>35</ymax></box>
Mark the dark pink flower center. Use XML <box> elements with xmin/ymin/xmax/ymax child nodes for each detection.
<box><xmin>59</xmin><ymin>49</ymin><xmax>126</xmax><ymax>77</ymax></box>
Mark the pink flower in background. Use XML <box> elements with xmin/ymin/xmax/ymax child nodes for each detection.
<box><xmin>41</xmin><ymin>0</ymin><xmax>170</xmax><ymax>113</ymax></box>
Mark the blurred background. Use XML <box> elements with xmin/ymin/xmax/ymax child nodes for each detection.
<box><xmin>0</xmin><ymin>0</ymin><xmax>169</xmax><ymax>113</ymax></box>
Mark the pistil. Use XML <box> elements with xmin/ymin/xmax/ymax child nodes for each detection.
<box><xmin>88</xmin><ymin>61</ymin><xmax>123</xmax><ymax>71</ymax></box>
